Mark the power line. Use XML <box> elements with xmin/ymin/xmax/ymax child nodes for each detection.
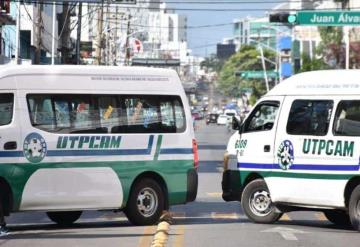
<box><xmin>11</xmin><ymin>0</ymin><xmax>354</xmax><ymax>12</ymax></box>
<box><xmin>14</xmin><ymin>0</ymin><xmax>343</xmax><ymax>5</ymax></box>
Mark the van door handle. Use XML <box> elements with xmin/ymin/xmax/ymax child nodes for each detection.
<box><xmin>264</xmin><ymin>145</ymin><xmax>270</xmax><ymax>152</ymax></box>
<box><xmin>4</xmin><ymin>141</ymin><xmax>17</xmax><ymax>150</ymax></box>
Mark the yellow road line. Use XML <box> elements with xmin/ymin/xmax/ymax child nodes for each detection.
<box><xmin>138</xmin><ymin>226</ymin><xmax>157</xmax><ymax>247</ymax></box>
<box><xmin>280</xmin><ymin>213</ymin><xmax>291</xmax><ymax>221</ymax></box>
<box><xmin>173</xmin><ymin>225</ymin><xmax>185</xmax><ymax>247</ymax></box>
<box><xmin>315</xmin><ymin>212</ymin><xmax>328</xmax><ymax>221</ymax></box>
<box><xmin>206</xmin><ymin>192</ymin><xmax>222</xmax><ymax>198</ymax></box>
<box><xmin>211</xmin><ymin>212</ymin><xmax>239</xmax><ymax>219</ymax></box>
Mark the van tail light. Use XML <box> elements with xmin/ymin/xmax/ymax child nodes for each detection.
<box><xmin>192</xmin><ymin>139</ymin><xmax>199</xmax><ymax>169</ymax></box>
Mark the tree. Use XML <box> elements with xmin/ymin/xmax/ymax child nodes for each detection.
<box><xmin>200</xmin><ymin>54</ymin><xmax>224</xmax><ymax>73</ymax></box>
<box><xmin>317</xmin><ymin>27</ymin><xmax>344</xmax><ymax>69</ymax></box>
<box><xmin>300</xmin><ymin>53</ymin><xmax>329</xmax><ymax>72</ymax></box>
<box><xmin>218</xmin><ymin>45</ymin><xmax>276</xmax><ymax>104</ymax></box>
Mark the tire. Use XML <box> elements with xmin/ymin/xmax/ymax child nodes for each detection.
<box><xmin>125</xmin><ymin>178</ymin><xmax>165</xmax><ymax>226</ymax></box>
<box><xmin>47</xmin><ymin>211</ymin><xmax>82</xmax><ymax>226</ymax></box>
<box><xmin>323</xmin><ymin>210</ymin><xmax>351</xmax><ymax>226</ymax></box>
<box><xmin>241</xmin><ymin>179</ymin><xmax>282</xmax><ymax>224</ymax></box>
<box><xmin>349</xmin><ymin>184</ymin><xmax>360</xmax><ymax>231</ymax></box>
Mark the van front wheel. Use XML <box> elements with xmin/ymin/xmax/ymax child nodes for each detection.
<box><xmin>241</xmin><ymin>179</ymin><xmax>282</xmax><ymax>224</ymax></box>
<box><xmin>125</xmin><ymin>178</ymin><xmax>164</xmax><ymax>226</ymax></box>
<box><xmin>47</xmin><ymin>211</ymin><xmax>82</xmax><ymax>226</ymax></box>
<box><xmin>349</xmin><ymin>184</ymin><xmax>360</xmax><ymax>231</ymax></box>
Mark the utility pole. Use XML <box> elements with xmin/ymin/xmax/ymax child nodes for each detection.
<box><xmin>106</xmin><ymin>1</ymin><xmax>110</xmax><ymax>65</ymax></box>
<box><xmin>124</xmin><ymin>14</ymin><xmax>131</xmax><ymax>66</ymax></box>
<box><xmin>96</xmin><ymin>0</ymin><xmax>104</xmax><ymax>65</ymax></box>
<box><xmin>114</xmin><ymin>5</ymin><xmax>118</xmax><ymax>65</ymax></box>
<box><xmin>60</xmin><ymin>2</ymin><xmax>71</xmax><ymax>64</ymax></box>
<box><xmin>34</xmin><ymin>0</ymin><xmax>43</xmax><ymax>64</ymax></box>
<box><xmin>15</xmin><ymin>1</ymin><xmax>21</xmax><ymax>65</ymax></box>
<box><xmin>342</xmin><ymin>0</ymin><xmax>350</xmax><ymax>69</ymax></box>
<box><xmin>76</xmin><ymin>2</ymin><xmax>82</xmax><ymax>65</ymax></box>
<box><xmin>51</xmin><ymin>1</ymin><xmax>56</xmax><ymax>65</ymax></box>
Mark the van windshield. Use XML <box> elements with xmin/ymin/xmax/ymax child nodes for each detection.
<box><xmin>0</xmin><ymin>94</ymin><xmax>13</xmax><ymax>126</ymax></box>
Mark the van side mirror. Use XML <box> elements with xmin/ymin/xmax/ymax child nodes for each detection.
<box><xmin>232</xmin><ymin>116</ymin><xmax>242</xmax><ymax>130</ymax></box>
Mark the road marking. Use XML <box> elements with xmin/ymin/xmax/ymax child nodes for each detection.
<box><xmin>216</xmin><ymin>167</ymin><xmax>224</xmax><ymax>173</ymax></box>
<box><xmin>171</xmin><ymin>212</ymin><xmax>186</xmax><ymax>219</ymax></box>
<box><xmin>138</xmin><ymin>226</ymin><xmax>157</xmax><ymax>247</ymax></box>
<box><xmin>173</xmin><ymin>224</ymin><xmax>185</xmax><ymax>247</ymax></box>
<box><xmin>262</xmin><ymin>226</ymin><xmax>307</xmax><ymax>241</ymax></box>
<box><xmin>206</xmin><ymin>192</ymin><xmax>222</xmax><ymax>198</ymax></box>
<box><xmin>211</xmin><ymin>212</ymin><xmax>239</xmax><ymax>219</ymax></box>
<box><xmin>315</xmin><ymin>212</ymin><xmax>328</xmax><ymax>221</ymax></box>
<box><xmin>280</xmin><ymin>213</ymin><xmax>291</xmax><ymax>221</ymax></box>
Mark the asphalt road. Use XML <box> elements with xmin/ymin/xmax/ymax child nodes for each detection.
<box><xmin>2</xmin><ymin>121</ymin><xmax>360</xmax><ymax>246</ymax></box>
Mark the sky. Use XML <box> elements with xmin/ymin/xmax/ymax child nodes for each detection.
<box><xmin>167</xmin><ymin>0</ymin><xmax>282</xmax><ymax>57</ymax></box>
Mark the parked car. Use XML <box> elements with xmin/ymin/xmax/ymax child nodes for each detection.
<box><xmin>206</xmin><ymin>113</ymin><xmax>219</xmax><ymax>124</ymax></box>
<box><xmin>192</xmin><ymin>111</ymin><xmax>202</xmax><ymax>120</ymax></box>
<box><xmin>217</xmin><ymin>114</ymin><xmax>228</xmax><ymax>125</ymax></box>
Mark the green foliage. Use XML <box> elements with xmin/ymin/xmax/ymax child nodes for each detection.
<box><xmin>218</xmin><ymin>45</ymin><xmax>276</xmax><ymax>102</ymax></box>
<box><xmin>299</xmin><ymin>53</ymin><xmax>329</xmax><ymax>72</ymax></box>
<box><xmin>317</xmin><ymin>27</ymin><xmax>344</xmax><ymax>68</ymax></box>
<box><xmin>200</xmin><ymin>54</ymin><xmax>224</xmax><ymax>73</ymax></box>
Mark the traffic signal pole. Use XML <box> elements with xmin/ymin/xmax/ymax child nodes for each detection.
<box><xmin>259</xmin><ymin>46</ymin><xmax>270</xmax><ymax>92</ymax></box>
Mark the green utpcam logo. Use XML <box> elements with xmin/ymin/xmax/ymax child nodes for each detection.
<box><xmin>277</xmin><ymin>140</ymin><xmax>294</xmax><ymax>170</ymax></box>
<box><xmin>23</xmin><ymin>133</ymin><xmax>47</xmax><ymax>163</ymax></box>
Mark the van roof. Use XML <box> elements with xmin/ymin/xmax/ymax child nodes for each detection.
<box><xmin>0</xmin><ymin>65</ymin><xmax>181</xmax><ymax>92</ymax></box>
<box><xmin>266</xmin><ymin>70</ymin><xmax>360</xmax><ymax>96</ymax></box>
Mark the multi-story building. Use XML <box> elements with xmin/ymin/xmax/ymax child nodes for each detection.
<box><xmin>72</xmin><ymin>1</ymin><xmax>188</xmax><ymax>66</ymax></box>
<box><xmin>2</xmin><ymin>2</ymin><xmax>61</xmax><ymax>64</ymax></box>
<box><xmin>233</xmin><ymin>17</ymin><xmax>279</xmax><ymax>51</ymax></box>
<box><xmin>0</xmin><ymin>0</ymin><xmax>15</xmax><ymax>64</ymax></box>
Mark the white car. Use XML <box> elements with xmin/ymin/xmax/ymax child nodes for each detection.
<box><xmin>217</xmin><ymin>114</ymin><xmax>228</xmax><ymax>125</ymax></box>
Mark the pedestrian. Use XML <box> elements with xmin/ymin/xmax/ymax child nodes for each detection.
<box><xmin>0</xmin><ymin>202</ymin><xmax>9</xmax><ymax>236</ymax></box>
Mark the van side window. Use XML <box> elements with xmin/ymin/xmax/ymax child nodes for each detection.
<box><xmin>28</xmin><ymin>94</ymin><xmax>186</xmax><ymax>134</ymax></box>
<box><xmin>0</xmin><ymin>93</ymin><xmax>14</xmax><ymax>126</ymax></box>
<box><xmin>287</xmin><ymin>100</ymin><xmax>333</xmax><ymax>136</ymax></box>
<box><xmin>334</xmin><ymin>101</ymin><xmax>360</xmax><ymax>136</ymax></box>
<box><xmin>244</xmin><ymin>101</ymin><xmax>279</xmax><ymax>133</ymax></box>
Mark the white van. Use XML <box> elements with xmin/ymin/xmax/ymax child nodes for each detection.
<box><xmin>222</xmin><ymin>70</ymin><xmax>360</xmax><ymax>231</ymax></box>
<box><xmin>0</xmin><ymin>65</ymin><xmax>198</xmax><ymax>226</ymax></box>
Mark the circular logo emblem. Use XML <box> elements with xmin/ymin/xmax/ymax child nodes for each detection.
<box><xmin>23</xmin><ymin>133</ymin><xmax>47</xmax><ymax>163</ymax></box>
<box><xmin>277</xmin><ymin>140</ymin><xmax>294</xmax><ymax>170</ymax></box>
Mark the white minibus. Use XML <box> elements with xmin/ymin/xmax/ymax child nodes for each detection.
<box><xmin>223</xmin><ymin>70</ymin><xmax>360</xmax><ymax>231</ymax></box>
<box><xmin>0</xmin><ymin>65</ymin><xmax>198</xmax><ymax>226</ymax></box>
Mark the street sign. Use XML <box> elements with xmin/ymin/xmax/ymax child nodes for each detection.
<box><xmin>297</xmin><ymin>11</ymin><xmax>360</xmax><ymax>26</ymax></box>
<box><xmin>235</xmin><ymin>71</ymin><xmax>278</xmax><ymax>79</ymax></box>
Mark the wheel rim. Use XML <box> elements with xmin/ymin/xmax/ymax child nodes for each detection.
<box><xmin>249</xmin><ymin>190</ymin><xmax>272</xmax><ymax>217</ymax></box>
<box><xmin>137</xmin><ymin>187</ymin><xmax>158</xmax><ymax>217</ymax></box>
<box><xmin>356</xmin><ymin>199</ymin><xmax>360</xmax><ymax>217</ymax></box>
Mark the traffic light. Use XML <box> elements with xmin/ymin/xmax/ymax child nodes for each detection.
<box><xmin>269</xmin><ymin>13</ymin><xmax>297</xmax><ymax>24</ymax></box>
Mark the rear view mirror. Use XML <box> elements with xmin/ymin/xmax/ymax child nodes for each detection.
<box><xmin>232</xmin><ymin>116</ymin><xmax>242</xmax><ymax>130</ymax></box>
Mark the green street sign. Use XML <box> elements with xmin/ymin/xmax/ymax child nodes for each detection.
<box><xmin>297</xmin><ymin>11</ymin><xmax>360</xmax><ymax>26</ymax></box>
<box><xmin>235</xmin><ymin>71</ymin><xmax>278</xmax><ymax>79</ymax></box>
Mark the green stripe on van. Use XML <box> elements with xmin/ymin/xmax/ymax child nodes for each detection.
<box><xmin>154</xmin><ymin>135</ymin><xmax>163</xmax><ymax>161</ymax></box>
<box><xmin>2</xmin><ymin>159</ymin><xmax>192</xmax><ymax>211</ymax></box>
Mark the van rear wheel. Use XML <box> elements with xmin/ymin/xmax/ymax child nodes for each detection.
<box><xmin>125</xmin><ymin>178</ymin><xmax>164</xmax><ymax>226</ymax></box>
<box><xmin>323</xmin><ymin>210</ymin><xmax>351</xmax><ymax>226</ymax></box>
<box><xmin>241</xmin><ymin>179</ymin><xmax>282</xmax><ymax>224</ymax></box>
<box><xmin>349</xmin><ymin>184</ymin><xmax>360</xmax><ymax>231</ymax></box>
<box><xmin>47</xmin><ymin>211</ymin><xmax>82</xmax><ymax>226</ymax></box>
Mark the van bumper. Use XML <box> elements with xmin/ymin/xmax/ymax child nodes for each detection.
<box><xmin>186</xmin><ymin>169</ymin><xmax>198</xmax><ymax>202</ymax></box>
<box><xmin>222</xmin><ymin>170</ymin><xmax>242</xmax><ymax>202</ymax></box>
